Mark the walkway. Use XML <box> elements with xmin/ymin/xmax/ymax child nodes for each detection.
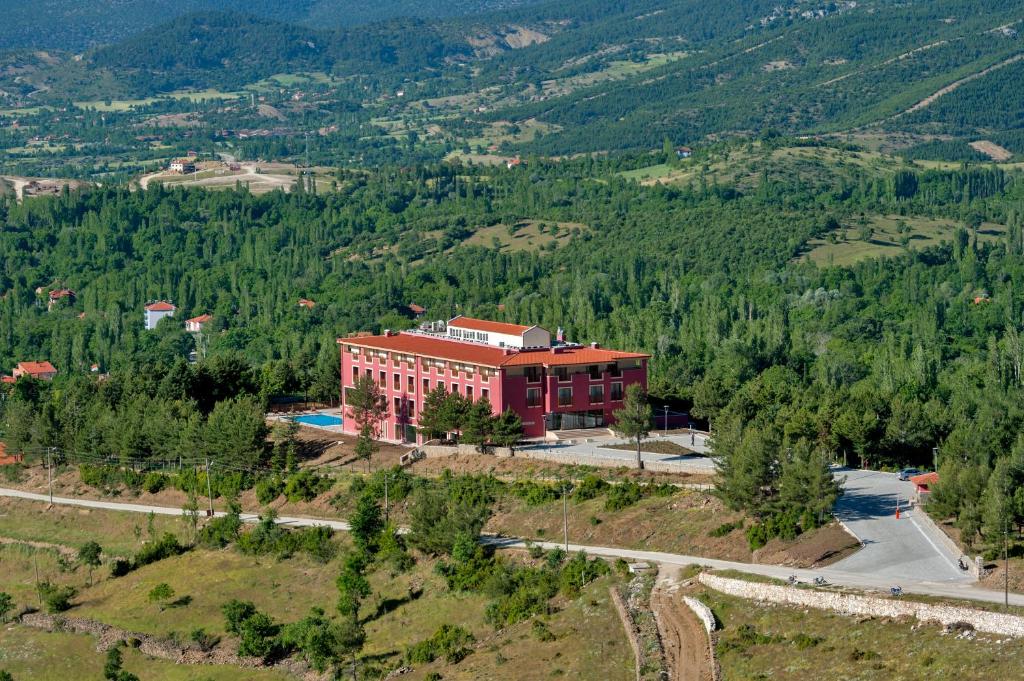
<box><xmin>2</xmin><ymin>486</ymin><xmax>1017</xmax><ymax>607</ymax></box>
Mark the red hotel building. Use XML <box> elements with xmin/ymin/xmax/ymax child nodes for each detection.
<box><xmin>338</xmin><ymin>316</ymin><xmax>649</xmax><ymax>443</ymax></box>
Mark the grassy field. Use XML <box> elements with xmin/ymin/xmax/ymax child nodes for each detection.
<box><xmin>460</xmin><ymin>220</ymin><xmax>586</xmax><ymax>253</ymax></box>
<box><xmin>74</xmin><ymin>89</ymin><xmax>243</xmax><ymax>111</ymax></box>
<box><xmin>801</xmin><ymin>214</ymin><xmax>1007</xmax><ymax>266</ymax></box>
<box><xmin>0</xmin><ymin>543</ymin><xmax>86</xmax><ymax>609</ymax></box>
<box><xmin>0</xmin><ymin>627</ymin><xmax>291</xmax><ymax>681</ymax></box>
<box><xmin>72</xmin><ymin>547</ymin><xmax>346</xmax><ymax>639</ymax></box>
<box><xmin>406</xmin><ymin>575</ymin><xmax>633</xmax><ymax>681</ymax></box>
<box><xmin>704</xmin><ymin>589</ymin><xmax>1024</xmax><ymax>680</ymax></box>
<box><xmin>0</xmin><ymin>497</ymin><xmax>186</xmax><ymax>556</ymax></box>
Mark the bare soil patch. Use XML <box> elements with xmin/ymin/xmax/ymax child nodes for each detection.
<box><xmin>755</xmin><ymin>522</ymin><xmax>861</xmax><ymax>568</ymax></box>
<box><xmin>969</xmin><ymin>139</ymin><xmax>1013</xmax><ymax>161</ymax></box>
<box><xmin>606</xmin><ymin>440</ymin><xmax>697</xmax><ymax>457</ymax></box>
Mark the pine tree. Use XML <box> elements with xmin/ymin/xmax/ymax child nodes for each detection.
<box><xmin>612</xmin><ymin>384</ymin><xmax>652</xmax><ymax>469</ymax></box>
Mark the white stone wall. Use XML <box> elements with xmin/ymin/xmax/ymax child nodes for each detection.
<box><xmin>683</xmin><ymin>595</ymin><xmax>717</xmax><ymax>634</ymax></box>
<box><xmin>699</xmin><ymin>573</ymin><xmax>1024</xmax><ymax>638</ymax></box>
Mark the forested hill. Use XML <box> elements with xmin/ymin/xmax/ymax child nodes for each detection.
<box><xmin>0</xmin><ymin>0</ymin><xmax>542</xmax><ymax>51</ymax></box>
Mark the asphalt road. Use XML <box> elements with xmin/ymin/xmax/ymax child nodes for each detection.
<box><xmin>3</xmin><ymin>486</ymin><xmax>1018</xmax><ymax>607</ymax></box>
<box><xmin>831</xmin><ymin>468</ymin><xmax>970</xmax><ymax>584</ymax></box>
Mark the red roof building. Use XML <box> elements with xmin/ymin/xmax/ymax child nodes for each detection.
<box><xmin>408</xmin><ymin>303</ymin><xmax>426</xmax><ymax>317</ymax></box>
<box><xmin>338</xmin><ymin>317</ymin><xmax>649</xmax><ymax>443</ymax></box>
<box><xmin>910</xmin><ymin>472</ymin><xmax>939</xmax><ymax>504</ymax></box>
<box><xmin>185</xmin><ymin>313</ymin><xmax>213</xmax><ymax>332</ymax></box>
<box><xmin>144</xmin><ymin>301</ymin><xmax>176</xmax><ymax>330</ymax></box>
<box><xmin>13</xmin><ymin>361</ymin><xmax>58</xmax><ymax>381</ymax></box>
<box><xmin>298</xmin><ymin>298</ymin><xmax>316</xmax><ymax>309</ymax></box>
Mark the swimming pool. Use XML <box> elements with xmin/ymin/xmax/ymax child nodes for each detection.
<box><xmin>290</xmin><ymin>414</ymin><xmax>343</xmax><ymax>427</ymax></box>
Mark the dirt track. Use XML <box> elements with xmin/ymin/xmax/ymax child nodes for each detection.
<box><xmin>651</xmin><ymin>568</ymin><xmax>714</xmax><ymax>681</ymax></box>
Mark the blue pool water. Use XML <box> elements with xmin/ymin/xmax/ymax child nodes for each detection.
<box><xmin>291</xmin><ymin>414</ymin><xmax>343</xmax><ymax>427</ymax></box>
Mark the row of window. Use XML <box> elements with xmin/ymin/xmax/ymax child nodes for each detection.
<box><xmin>523</xmin><ymin>364</ymin><xmax>625</xmax><ymax>383</ymax></box>
<box><xmin>526</xmin><ymin>382</ymin><xmax>624</xmax><ymax>408</ymax></box>
<box><xmin>351</xmin><ymin>366</ymin><xmax>491</xmax><ymax>402</ymax></box>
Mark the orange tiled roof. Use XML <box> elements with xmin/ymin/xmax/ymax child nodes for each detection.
<box><xmin>339</xmin><ymin>332</ymin><xmax>648</xmax><ymax>368</ymax></box>
<box><xmin>16</xmin><ymin>361</ymin><xmax>56</xmax><ymax>375</ymax></box>
<box><xmin>448</xmin><ymin>316</ymin><xmax>534</xmax><ymax>335</ymax></box>
<box><xmin>910</xmin><ymin>472</ymin><xmax>939</xmax><ymax>487</ymax></box>
<box><xmin>186</xmin><ymin>314</ymin><xmax>213</xmax><ymax>324</ymax></box>
<box><xmin>145</xmin><ymin>301</ymin><xmax>176</xmax><ymax>311</ymax></box>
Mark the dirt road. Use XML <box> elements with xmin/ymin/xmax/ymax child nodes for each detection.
<box><xmin>651</xmin><ymin>567</ymin><xmax>714</xmax><ymax>681</ymax></box>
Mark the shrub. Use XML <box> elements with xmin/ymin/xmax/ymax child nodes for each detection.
<box><xmin>142</xmin><ymin>472</ymin><xmax>168</xmax><ymax>494</ymax></box>
<box><xmin>532</xmin><ymin>619</ymin><xmax>555</xmax><ymax>642</ymax></box>
<box><xmin>189</xmin><ymin>627</ymin><xmax>221</xmax><ymax>652</ymax></box>
<box><xmin>222</xmin><ymin>599</ymin><xmax>258</xmax><ymax>634</ymax></box>
<box><xmin>709</xmin><ymin>520</ymin><xmax>743</xmax><ymax>538</ymax></box>
<box><xmin>791</xmin><ymin>632</ymin><xmax>824</xmax><ymax>649</ymax></box>
<box><xmin>255</xmin><ymin>477</ymin><xmax>284</xmax><ymax>505</ymax></box>
<box><xmin>545</xmin><ymin>548</ymin><xmax>566</xmax><ymax>569</ymax></box>
<box><xmin>283</xmin><ymin>470</ymin><xmax>332</xmax><ymax>502</ymax></box>
<box><xmin>196</xmin><ymin>510</ymin><xmax>242</xmax><ymax>549</ymax></box>
<box><xmin>37</xmin><ymin>581</ymin><xmax>75</xmax><ymax>613</ymax></box>
<box><xmin>406</xmin><ymin>624</ymin><xmax>475</xmax><ymax>664</ymax></box>
<box><xmin>572</xmin><ymin>474</ymin><xmax>609</xmax><ymax>502</ymax></box>
<box><xmin>134</xmin><ymin>533</ymin><xmax>185</xmax><ymax>568</ymax></box>
<box><xmin>510</xmin><ymin>481</ymin><xmax>560</xmax><ymax>506</ymax></box>
<box><xmin>238</xmin><ymin>612</ymin><xmax>279</xmax><ymax>660</ymax></box>
<box><xmin>110</xmin><ymin>558</ymin><xmax>132</xmax><ymax>577</ymax></box>
<box><xmin>604</xmin><ymin>481</ymin><xmax>642</xmax><ymax>511</ymax></box>
<box><xmin>0</xmin><ymin>591</ymin><xmax>14</xmax><ymax>622</ymax></box>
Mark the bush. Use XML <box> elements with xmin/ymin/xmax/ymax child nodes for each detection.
<box><xmin>238</xmin><ymin>612</ymin><xmax>279</xmax><ymax>660</ymax></box>
<box><xmin>283</xmin><ymin>470</ymin><xmax>332</xmax><ymax>503</ymax></box>
<box><xmin>189</xmin><ymin>627</ymin><xmax>221</xmax><ymax>651</ymax></box>
<box><xmin>572</xmin><ymin>474</ymin><xmax>609</xmax><ymax>502</ymax></box>
<box><xmin>134</xmin><ymin>533</ymin><xmax>185</xmax><ymax>568</ymax></box>
<box><xmin>709</xmin><ymin>520</ymin><xmax>743</xmax><ymax>538</ymax></box>
<box><xmin>255</xmin><ymin>477</ymin><xmax>285</xmax><ymax>505</ymax></box>
<box><xmin>222</xmin><ymin>599</ymin><xmax>258</xmax><ymax>634</ymax></box>
<box><xmin>510</xmin><ymin>481</ymin><xmax>560</xmax><ymax>506</ymax></box>
<box><xmin>142</xmin><ymin>472</ymin><xmax>168</xmax><ymax>494</ymax></box>
<box><xmin>532</xmin><ymin>619</ymin><xmax>555</xmax><ymax>642</ymax></box>
<box><xmin>37</xmin><ymin>581</ymin><xmax>75</xmax><ymax>613</ymax></box>
<box><xmin>110</xmin><ymin>558</ymin><xmax>132</xmax><ymax>577</ymax></box>
<box><xmin>604</xmin><ymin>481</ymin><xmax>642</xmax><ymax>511</ymax></box>
<box><xmin>406</xmin><ymin>624</ymin><xmax>475</xmax><ymax>664</ymax></box>
<box><xmin>197</xmin><ymin>510</ymin><xmax>242</xmax><ymax>549</ymax></box>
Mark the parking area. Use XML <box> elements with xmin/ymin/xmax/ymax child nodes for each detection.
<box><xmin>518</xmin><ymin>432</ymin><xmax>714</xmax><ymax>473</ymax></box>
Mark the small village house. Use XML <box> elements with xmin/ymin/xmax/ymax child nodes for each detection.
<box><xmin>13</xmin><ymin>361</ymin><xmax>58</xmax><ymax>381</ymax></box>
<box><xmin>185</xmin><ymin>313</ymin><xmax>213</xmax><ymax>333</ymax></box>
<box><xmin>298</xmin><ymin>298</ymin><xmax>316</xmax><ymax>309</ymax></box>
<box><xmin>47</xmin><ymin>288</ymin><xmax>75</xmax><ymax>310</ymax></box>
<box><xmin>144</xmin><ymin>301</ymin><xmax>176</xmax><ymax>330</ymax></box>
<box><xmin>169</xmin><ymin>158</ymin><xmax>196</xmax><ymax>174</ymax></box>
<box><xmin>910</xmin><ymin>472</ymin><xmax>939</xmax><ymax>504</ymax></box>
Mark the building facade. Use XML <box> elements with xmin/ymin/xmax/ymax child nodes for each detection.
<box><xmin>338</xmin><ymin>318</ymin><xmax>648</xmax><ymax>443</ymax></box>
<box><xmin>144</xmin><ymin>301</ymin><xmax>176</xmax><ymax>330</ymax></box>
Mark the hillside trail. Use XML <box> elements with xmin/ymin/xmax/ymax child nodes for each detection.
<box><xmin>650</xmin><ymin>566</ymin><xmax>714</xmax><ymax>681</ymax></box>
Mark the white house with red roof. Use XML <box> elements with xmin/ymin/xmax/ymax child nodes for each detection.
<box><xmin>144</xmin><ymin>301</ymin><xmax>176</xmax><ymax>330</ymax></box>
<box><xmin>185</xmin><ymin>313</ymin><xmax>213</xmax><ymax>333</ymax></box>
<box><xmin>13</xmin><ymin>361</ymin><xmax>58</xmax><ymax>381</ymax></box>
<box><xmin>338</xmin><ymin>316</ymin><xmax>648</xmax><ymax>443</ymax></box>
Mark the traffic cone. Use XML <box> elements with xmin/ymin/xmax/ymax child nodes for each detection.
<box><xmin>895</xmin><ymin>505</ymin><xmax>901</xmax><ymax>520</ymax></box>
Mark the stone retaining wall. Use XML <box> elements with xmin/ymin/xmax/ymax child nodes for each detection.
<box><xmin>682</xmin><ymin>595</ymin><xmax>721</xmax><ymax>681</ymax></box>
<box><xmin>420</xmin><ymin>444</ymin><xmax>514</xmax><ymax>458</ymax></box>
<box><xmin>515</xmin><ymin>449</ymin><xmax>708</xmax><ymax>474</ymax></box>
<box><xmin>19</xmin><ymin>613</ymin><xmax>327</xmax><ymax>680</ymax></box>
<box><xmin>698</xmin><ymin>573</ymin><xmax>1024</xmax><ymax>638</ymax></box>
<box><xmin>910</xmin><ymin>507</ymin><xmax>979</xmax><ymax>578</ymax></box>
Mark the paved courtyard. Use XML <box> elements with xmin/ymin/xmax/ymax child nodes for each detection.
<box><xmin>830</xmin><ymin>468</ymin><xmax>971</xmax><ymax>584</ymax></box>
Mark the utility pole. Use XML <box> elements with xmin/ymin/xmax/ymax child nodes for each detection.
<box><xmin>932</xmin><ymin>446</ymin><xmax>938</xmax><ymax>472</ymax></box>
<box><xmin>204</xmin><ymin>457</ymin><xmax>215</xmax><ymax>517</ymax></box>
<box><xmin>562</xmin><ymin>482</ymin><xmax>570</xmax><ymax>552</ymax></box>
<box><xmin>384</xmin><ymin>472</ymin><xmax>390</xmax><ymax>526</ymax></box>
<box><xmin>46</xmin><ymin>447</ymin><xmax>54</xmax><ymax>507</ymax></box>
<box><xmin>1005</xmin><ymin>482</ymin><xmax>1010</xmax><ymax>608</ymax></box>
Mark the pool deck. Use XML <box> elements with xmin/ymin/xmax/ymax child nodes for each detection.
<box><xmin>267</xmin><ymin>410</ymin><xmax>345</xmax><ymax>433</ymax></box>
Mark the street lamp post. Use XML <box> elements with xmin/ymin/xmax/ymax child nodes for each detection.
<box><xmin>932</xmin><ymin>446</ymin><xmax>938</xmax><ymax>472</ymax></box>
<box><xmin>663</xmin><ymin>405</ymin><xmax>669</xmax><ymax>436</ymax></box>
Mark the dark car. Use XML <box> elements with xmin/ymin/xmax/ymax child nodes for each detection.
<box><xmin>897</xmin><ymin>468</ymin><xmax>922</xmax><ymax>481</ymax></box>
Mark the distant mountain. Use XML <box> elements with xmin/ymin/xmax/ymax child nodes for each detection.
<box><xmin>0</xmin><ymin>0</ymin><xmax>543</xmax><ymax>51</ymax></box>
<box><xmin>85</xmin><ymin>12</ymin><xmax>471</xmax><ymax>92</ymax></box>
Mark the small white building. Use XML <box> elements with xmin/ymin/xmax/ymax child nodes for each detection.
<box><xmin>144</xmin><ymin>301</ymin><xmax>176</xmax><ymax>330</ymax></box>
<box><xmin>185</xmin><ymin>313</ymin><xmax>212</xmax><ymax>333</ymax></box>
<box><xmin>446</xmin><ymin>316</ymin><xmax>551</xmax><ymax>349</ymax></box>
<box><xmin>169</xmin><ymin>158</ymin><xmax>196</xmax><ymax>174</ymax></box>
